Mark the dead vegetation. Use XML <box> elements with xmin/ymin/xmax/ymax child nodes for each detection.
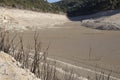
<box><xmin>0</xmin><ymin>29</ymin><xmax>116</xmax><ymax>80</ymax></box>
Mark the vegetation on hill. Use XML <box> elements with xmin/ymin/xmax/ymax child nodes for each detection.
<box><xmin>0</xmin><ymin>0</ymin><xmax>61</xmax><ymax>13</ymax></box>
<box><xmin>0</xmin><ymin>0</ymin><xmax>120</xmax><ymax>16</ymax></box>
<box><xmin>55</xmin><ymin>0</ymin><xmax>120</xmax><ymax>16</ymax></box>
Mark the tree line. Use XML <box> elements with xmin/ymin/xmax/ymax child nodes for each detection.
<box><xmin>0</xmin><ymin>0</ymin><xmax>61</xmax><ymax>13</ymax></box>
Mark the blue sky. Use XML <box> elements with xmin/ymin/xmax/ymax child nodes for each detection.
<box><xmin>47</xmin><ymin>0</ymin><xmax>61</xmax><ymax>3</ymax></box>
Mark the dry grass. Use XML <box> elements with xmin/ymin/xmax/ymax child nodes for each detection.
<box><xmin>0</xmin><ymin>30</ymin><xmax>115</xmax><ymax>80</ymax></box>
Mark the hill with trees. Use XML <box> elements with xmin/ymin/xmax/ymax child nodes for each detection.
<box><xmin>55</xmin><ymin>0</ymin><xmax>120</xmax><ymax>16</ymax></box>
<box><xmin>0</xmin><ymin>0</ymin><xmax>61</xmax><ymax>13</ymax></box>
<box><xmin>0</xmin><ymin>0</ymin><xmax>120</xmax><ymax>16</ymax></box>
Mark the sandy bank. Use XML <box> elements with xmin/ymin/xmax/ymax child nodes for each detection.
<box><xmin>0</xmin><ymin>7</ymin><xmax>69</xmax><ymax>31</ymax></box>
<box><xmin>78</xmin><ymin>10</ymin><xmax>120</xmax><ymax>30</ymax></box>
<box><xmin>0</xmin><ymin>51</ymin><xmax>40</xmax><ymax>80</ymax></box>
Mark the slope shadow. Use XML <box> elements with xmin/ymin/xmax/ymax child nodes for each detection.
<box><xmin>67</xmin><ymin>9</ymin><xmax>120</xmax><ymax>21</ymax></box>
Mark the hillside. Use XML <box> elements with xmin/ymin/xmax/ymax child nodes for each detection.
<box><xmin>0</xmin><ymin>7</ymin><xmax>120</xmax><ymax>31</ymax></box>
<box><xmin>0</xmin><ymin>0</ymin><xmax>120</xmax><ymax>17</ymax></box>
<box><xmin>81</xmin><ymin>9</ymin><xmax>120</xmax><ymax>30</ymax></box>
<box><xmin>0</xmin><ymin>51</ymin><xmax>40</xmax><ymax>80</ymax></box>
<box><xmin>55</xmin><ymin>0</ymin><xmax>120</xmax><ymax>17</ymax></box>
<box><xmin>0</xmin><ymin>0</ymin><xmax>61</xmax><ymax>13</ymax></box>
<box><xmin>0</xmin><ymin>7</ymin><xmax>69</xmax><ymax>31</ymax></box>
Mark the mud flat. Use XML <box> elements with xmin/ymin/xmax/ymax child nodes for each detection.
<box><xmin>9</xmin><ymin>21</ymin><xmax>120</xmax><ymax>79</ymax></box>
<box><xmin>1</xmin><ymin>7</ymin><xmax>120</xmax><ymax>79</ymax></box>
